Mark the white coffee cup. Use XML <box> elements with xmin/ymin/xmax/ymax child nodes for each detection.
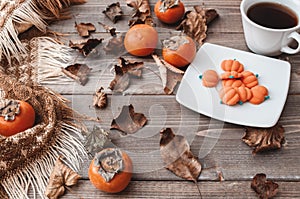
<box><xmin>240</xmin><ymin>0</ymin><xmax>300</xmax><ymax>56</ymax></box>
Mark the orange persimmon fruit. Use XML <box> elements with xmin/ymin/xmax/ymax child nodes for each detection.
<box><xmin>162</xmin><ymin>35</ymin><xmax>196</xmax><ymax>68</ymax></box>
<box><xmin>154</xmin><ymin>0</ymin><xmax>185</xmax><ymax>24</ymax></box>
<box><xmin>124</xmin><ymin>24</ymin><xmax>158</xmax><ymax>57</ymax></box>
<box><xmin>0</xmin><ymin>100</ymin><xmax>35</xmax><ymax>137</ymax></box>
<box><xmin>88</xmin><ymin>148</ymin><xmax>133</xmax><ymax>193</ymax></box>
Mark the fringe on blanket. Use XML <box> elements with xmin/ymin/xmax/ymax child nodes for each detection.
<box><xmin>29</xmin><ymin>37</ymin><xmax>75</xmax><ymax>85</ymax></box>
<box><xmin>0</xmin><ymin>0</ymin><xmax>73</xmax><ymax>64</ymax></box>
<box><xmin>1</xmin><ymin>123</ymin><xmax>86</xmax><ymax>199</ymax></box>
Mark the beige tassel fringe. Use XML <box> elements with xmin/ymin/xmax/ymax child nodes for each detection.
<box><xmin>29</xmin><ymin>37</ymin><xmax>75</xmax><ymax>85</ymax></box>
<box><xmin>1</xmin><ymin>123</ymin><xmax>86</xmax><ymax>199</ymax></box>
<box><xmin>0</xmin><ymin>0</ymin><xmax>71</xmax><ymax>64</ymax></box>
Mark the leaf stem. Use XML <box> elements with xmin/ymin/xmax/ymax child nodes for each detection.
<box><xmin>194</xmin><ymin>181</ymin><xmax>203</xmax><ymax>199</ymax></box>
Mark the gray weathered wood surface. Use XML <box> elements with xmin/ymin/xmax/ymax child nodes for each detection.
<box><xmin>35</xmin><ymin>0</ymin><xmax>300</xmax><ymax>198</ymax></box>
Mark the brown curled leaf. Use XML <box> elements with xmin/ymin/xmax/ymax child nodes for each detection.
<box><xmin>45</xmin><ymin>156</ymin><xmax>81</xmax><ymax>199</ymax></box>
<box><xmin>109</xmin><ymin>57</ymin><xmax>144</xmax><ymax>92</ymax></box>
<box><xmin>62</xmin><ymin>64</ymin><xmax>92</xmax><ymax>85</ymax></box>
<box><xmin>242</xmin><ymin>124</ymin><xmax>285</xmax><ymax>154</ymax></box>
<box><xmin>159</xmin><ymin>128</ymin><xmax>202</xmax><ymax>182</ymax></box>
<box><xmin>69</xmin><ymin>38</ymin><xmax>103</xmax><ymax>56</ymax></box>
<box><xmin>84</xmin><ymin>125</ymin><xmax>110</xmax><ymax>157</ymax></box>
<box><xmin>176</xmin><ymin>6</ymin><xmax>218</xmax><ymax>45</ymax></box>
<box><xmin>111</xmin><ymin>104</ymin><xmax>147</xmax><ymax>134</ymax></box>
<box><xmin>251</xmin><ymin>173</ymin><xmax>279</xmax><ymax>199</ymax></box>
<box><xmin>93</xmin><ymin>87</ymin><xmax>107</xmax><ymax>109</ymax></box>
<box><xmin>75</xmin><ymin>22</ymin><xmax>96</xmax><ymax>37</ymax></box>
<box><xmin>126</xmin><ymin>0</ymin><xmax>153</xmax><ymax>27</ymax></box>
<box><xmin>98</xmin><ymin>21</ymin><xmax>116</xmax><ymax>37</ymax></box>
<box><xmin>152</xmin><ymin>54</ymin><xmax>184</xmax><ymax>95</ymax></box>
<box><xmin>103</xmin><ymin>2</ymin><xmax>123</xmax><ymax>23</ymax></box>
<box><xmin>118</xmin><ymin>57</ymin><xmax>144</xmax><ymax>77</ymax></box>
<box><xmin>109</xmin><ymin>65</ymin><xmax>130</xmax><ymax>93</ymax></box>
<box><xmin>103</xmin><ymin>35</ymin><xmax>125</xmax><ymax>55</ymax></box>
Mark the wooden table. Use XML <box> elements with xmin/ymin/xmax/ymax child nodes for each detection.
<box><xmin>30</xmin><ymin>0</ymin><xmax>300</xmax><ymax>198</ymax></box>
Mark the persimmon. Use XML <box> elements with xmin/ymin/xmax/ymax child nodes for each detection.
<box><xmin>154</xmin><ymin>0</ymin><xmax>185</xmax><ymax>24</ymax></box>
<box><xmin>124</xmin><ymin>24</ymin><xmax>158</xmax><ymax>57</ymax></box>
<box><xmin>162</xmin><ymin>35</ymin><xmax>196</xmax><ymax>68</ymax></box>
<box><xmin>88</xmin><ymin>148</ymin><xmax>133</xmax><ymax>193</ymax></box>
<box><xmin>0</xmin><ymin>99</ymin><xmax>35</xmax><ymax>137</ymax></box>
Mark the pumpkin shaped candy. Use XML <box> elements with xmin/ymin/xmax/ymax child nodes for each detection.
<box><xmin>235</xmin><ymin>86</ymin><xmax>252</xmax><ymax>103</ymax></box>
<box><xmin>220</xmin><ymin>71</ymin><xmax>243</xmax><ymax>80</ymax></box>
<box><xmin>221</xmin><ymin>59</ymin><xmax>244</xmax><ymax>73</ymax></box>
<box><xmin>222</xmin><ymin>79</ymin><xmax>244</xmax><ymax>88</ymax></box>
<box><xmin>241</xmin><ymin>71</ymin><xmax>258</xmax><ymax>88</ymax></box>
<box><xmin>249</xmin><ymin>85</ymin><xmax>269</xmax><ymax>105</ymax></box>
<box><xmin>219</xmin><ymin>87</ymin><xmax>240</xmax><ymax>106</ymax></box>
<box><xmin>200</xmin><ymin>69</ymin><xmax>219</xmax><ymax>87</ymax></box>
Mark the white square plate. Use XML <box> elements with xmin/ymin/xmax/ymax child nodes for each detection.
<box><xmin>176</xmin><ymin>43</ymin><xmax>291</xmax><ymax>127</ymax></box>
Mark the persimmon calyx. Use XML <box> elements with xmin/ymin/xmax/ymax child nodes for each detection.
<box><xmin>162</xmin><ymin>35</ymin><xmax>189</xmax><ymax>51</ymax></box>
<box><xmin>0</xmin><ymin>99</ymin><xmax>20</xmax><ymax>121</ymax></box>
<box><xmin>94</xmin><ymin>148</ymin><xmax>124</xmax><ymax>182</ymax></box>
<box><xmin>159</xmin><ymin>0</ymin><xmax>179</xmax><ymax>12</ymax></box>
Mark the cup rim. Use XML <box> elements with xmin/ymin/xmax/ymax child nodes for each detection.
<box><xmin>240</xmin><ymin>0</ymin><xmax>300</xmax><ymax>32</ymax></box>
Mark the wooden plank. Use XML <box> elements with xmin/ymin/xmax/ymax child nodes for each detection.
<box><xmin>28</xmin><ymin>180</ymin><xmax>300</xmax><ymax>198</ymax></box>
<box><xmin>50</xmin><ymin>0</ymin><xmax>243</xmax><ymax>33</ymax></box>
<box><xmin>41</xmin><ymin>35</ymin><xmax>300</xmax><ymax>95</ymax></box>
<box><xmin>62</xmin><ymin>95</ymin><xmax>300</xmax><ymax>180</ymax></box>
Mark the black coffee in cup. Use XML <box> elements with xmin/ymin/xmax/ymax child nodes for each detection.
<box><xmin>247</xmin><ymin>2</ymin><xmax>298</xmax><ymax>29</ymax></box>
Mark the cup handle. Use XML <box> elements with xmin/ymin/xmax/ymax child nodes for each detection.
<box><xmin>281</xmin><ymin>32</ymin><xmax>300</xmax><ymax>54</ymax></box>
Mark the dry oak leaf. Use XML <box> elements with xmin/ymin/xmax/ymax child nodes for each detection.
<box><xmin>251</xmin><ymin>173</ymin><xmax>279</xmax><ymax>199</ymax></box>
<box><xmin>98</xmin><ymin>21</ymin><xmax>117</xmax><ymax>37</ymax></box>
<box><xmin>242</xmin><ymin>124</ymin><xmax>285</xmax><ymax>154</ymax></box>
<box><xmin>84</xmin><ymin>125</ymin><xmax>110</xmax><ymax>157</ymax></box>
<box><xmin>126</xmin><ymin>0</ymin><xmax>154</xmax><ymax>27</ymax></box>
<box><xmin>103</xmin><ymin>2</ymin><xmax>123</xmax><ymax>23</ymax></box>
<box><xmin>152</xmin><ymin>54</ymin><xmax>184</xmax><ymax>95</ymax></box>
<box><xmin>109</xmin><ymin>57</ymin><xmax>144</xmax><ymax>92</ymax></box>
<box><xmin>111</xmin><ymin>104</ymin><xmax>147</xmax><ymax>134</ymax></box>
<box><xmin>62</xmin><ymin>64</ymin><xmax>92</xmax><ymax>86</ymax></box>
<box><xmin>159</xmin><ymin>128</ymin><xmax>202</xmax><ymax>182</ymax></box>
<box><xmin>69</xmin><ymin>38</ymin><xmax>103</xmax><ymax>56</ymax></box>
<box><xmin>109</xmin><ymin>65</ymin><xmax>130</xmax><ymax>92</ymax></box>
<box><xmin>118</xmin><ymin>57</ymin><xmax>144</xmax><ymax>77</ymax></box>
<box><xmin>45</xmin><ymin>157</ymin><xmax>81</xmax><ymax>199</ymax></box>
<box><xmin>176</xmin><ymin>6</ymin><xmax>218</xmax><ymax>45</ymax></box>
<box><xmin>93</xmin><ymin>87</ymin><xmax>107</xmax><ymax>109</ymax></box>
<box><xmin>75</xmin><ymin>22</ymin><xmax>96</xmax><ymax>37</ymax></box>
<box><xmin>103</xmin><ymin>35</ymin><xmax>125</xmax><ymax>55</ymax></box>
